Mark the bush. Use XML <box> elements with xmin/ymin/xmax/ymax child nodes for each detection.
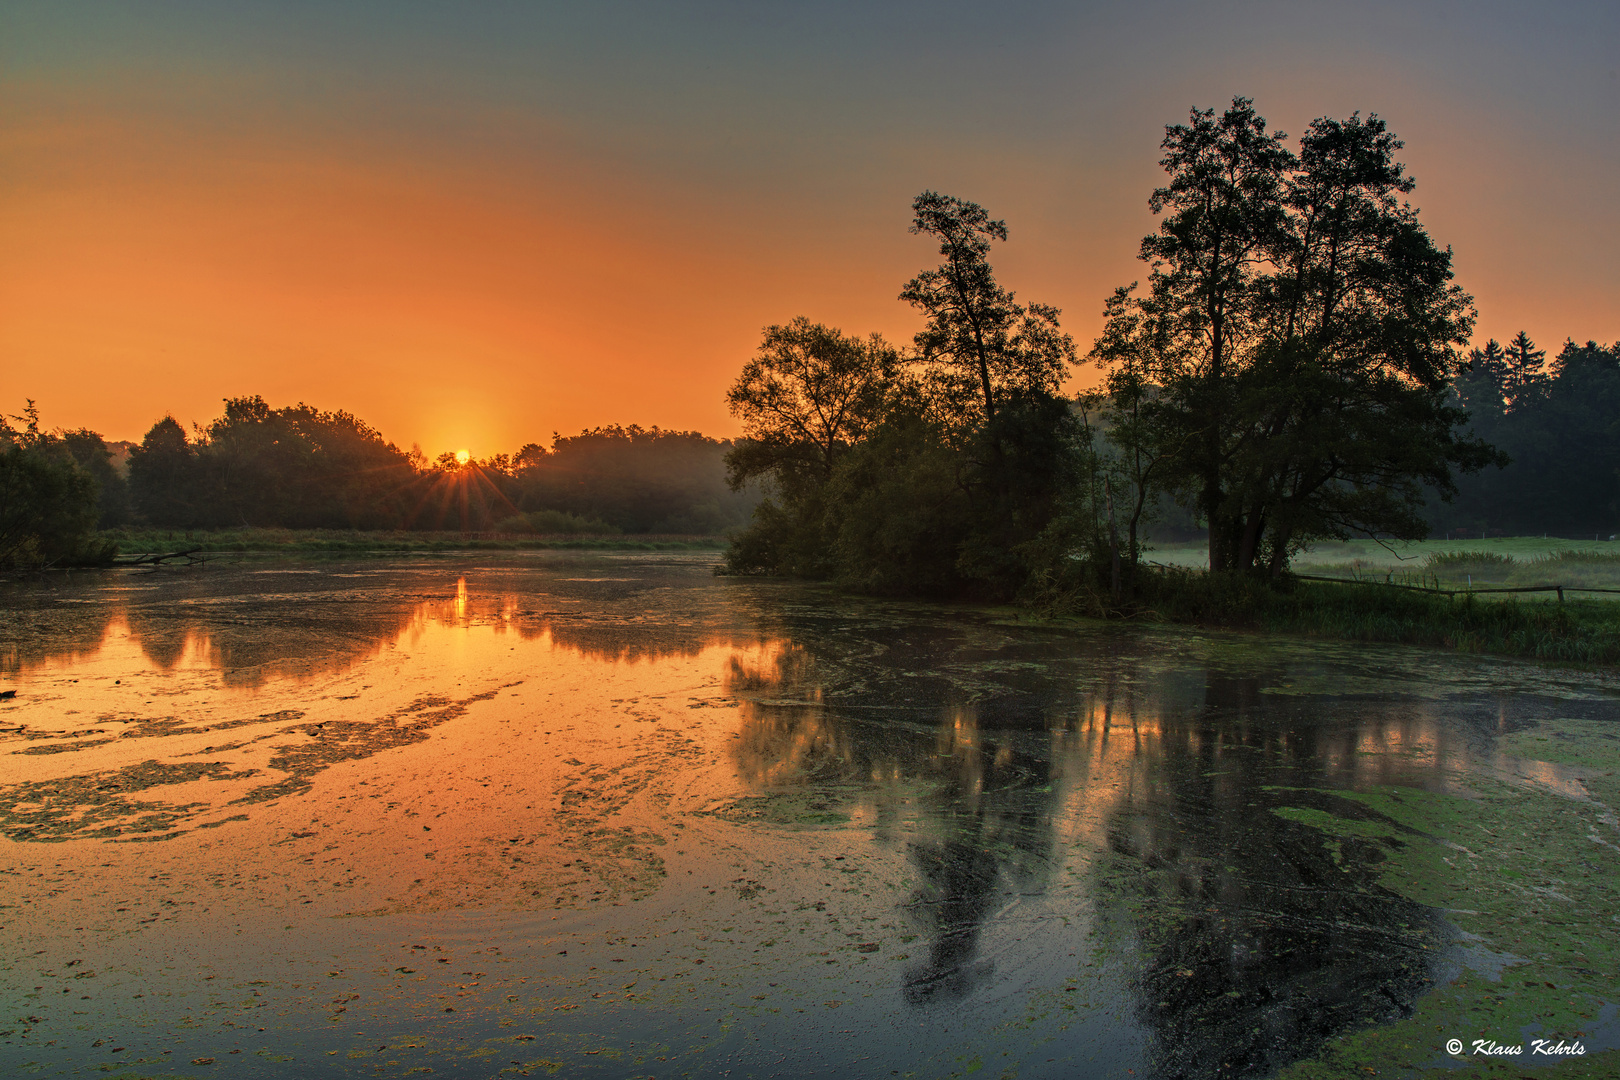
<box><xmin>726</xmin><ymin>393</ymin><xmax>1091</xmax><ymax>601</ymax></box>
<box><xmin>0</xmin><ymin>443</ymin><xmax>114</xmax><ymax>569</ymax></box>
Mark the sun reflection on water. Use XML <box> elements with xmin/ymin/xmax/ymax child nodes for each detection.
<box><xmin>2</xmin><ymin>557</ymin><xmax>1615</xmax><ymax>1080</ymax></box>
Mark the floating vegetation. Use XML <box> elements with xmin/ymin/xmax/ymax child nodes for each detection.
<box><xmin>2</xmin><ymin>553</ymin><xmax>1616</xmax><ymax>1077</ymax></box>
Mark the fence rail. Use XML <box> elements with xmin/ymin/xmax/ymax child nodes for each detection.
<box><xmin>1289</xmin><ymin>573</ymin><xmax>1620</xmax><ymax>600</ymax></box>
<box><xmin>1141</xmin><ymin>561</ymin><xmax>1620</xmax><ymax>601</ymax></box>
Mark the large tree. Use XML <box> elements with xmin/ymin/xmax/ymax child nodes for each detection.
<box><xmin>1092</xmin><ymin>100</ymin><xmax>1497</xmax><ymax>575</ymax></box>
<box><xmin>723</xmin><ymin>194</ymin><xmax>1086</xmax><ymax>596</ymax></box>
<box><xmin>900</xmin><ymin>191</ymin><xmax>1075</xmax><ymax>434</ymax></box>
<box><xmin>127</xmin><ymin>416</ymin><xmax>205</xmax><ymax>527</ymax></box>
<box><xmin>1500</xmin><ymin>331</ymin><xmax>1549</xmax><ymax>411</ymax></box>
<box><xmin>724</xmin><ymin>317</ymin><xmax>900</xmax><ymax>488</ymax></box>
<box><xmin>1132</xmin><ymin>98</ymin><xmax>1293</xmax><ymax>572</ymax></box>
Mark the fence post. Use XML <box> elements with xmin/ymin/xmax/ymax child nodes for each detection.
<box><xmin>1557</xmin><ymin>586</ymin><xmax>1564</xmax><ymax>603</ymax></box>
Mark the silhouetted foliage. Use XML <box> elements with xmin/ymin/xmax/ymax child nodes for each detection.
<box><xmin>1436</xmin><ymin>337</ymin><xmax>1620</xmax><ymax>537</ymax></box>
<box><xmin>128</xmin><ymin>416</ymin><xmax>206</xmax><ymax>528</ymax></box>
<box><xmin>725</xmin><ymin>193</ymin><xmax>1086</xmax><ymax>600</ymax></box>
<box><xmin>902</xmin><ymin>192</ymin><xmax>1077</xmax><ymax>434</ymax></box>
<box><xmin>0</xmin><ymin>403</ymin><xmax>114</xmax><ymax>568</ymax></box>
<box><xmin>60</xmin><ymin>428</ymin><xmax>131</xmax><ymax>527</ymax></box>
<box><xmin>820</xmin><ymin>403</ymin><xmax>972</xmax><ymax>594</ymax></box>
<box><xmin>195</xmin><ymin>396</ymin><xmax>419</xmax><ymax>528</ymax></box>
<box><xmin>1091</xmin><ymin>99</ymin><xmax>1499</xmax><ymax>577</ymax></box>
<box><xmin>725</xmin><ymin>317</ymin><xmax>900</xmax><ymax>485</ymax></box>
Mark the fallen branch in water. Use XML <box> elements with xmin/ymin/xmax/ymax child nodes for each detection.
<box><xmin>110</xmin><ymin>548</ymin><xmax>204</xmax><ymax>567</ymax></box>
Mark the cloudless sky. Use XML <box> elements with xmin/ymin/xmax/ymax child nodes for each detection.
<box><xmin>3</xmin><ymin>1</ymin><xmax>1617</xmax><ymax>455</ymax></box>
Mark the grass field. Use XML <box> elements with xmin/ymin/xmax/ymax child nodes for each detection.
<box><xmin>1148</xmin><ymin>536</ymin><xmax>1620</xmax><ymax>597</ymax></box>
<box><xmin>1084</xmin><ymin>566</ymin><xmax>1620</xmax><ymax>667</ymax></box>
<box><xmin>100</xmin><ymin>526</ymin><xmax>728</xmax><ymax>555</ymax></box>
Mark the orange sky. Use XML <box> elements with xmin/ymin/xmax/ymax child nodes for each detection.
<box><xmin>3</xmin><ymin>3</ymin><xmax>1617</xmax><ymax>457</ymax></box>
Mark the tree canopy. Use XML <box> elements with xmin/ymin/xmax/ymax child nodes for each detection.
<box><xmin>725</xmin><ymin>191</ymin><xmax>1083</xmax><ymax>598</ymax></box>
<box><xmin>1091</xmin><ymin>98</ymin><xmax>1498</xmax><ymax>575</ymax></box>
<box><xmin>725</xmin><ymin>317</ymin><xmax>899</xmax><ymax>487</ymax></box>
<box><xmin>0</xmin><ymin>402</ymin><xmax>112</xmax><ymax>568</ymax></box>
<box><xmin>901</xmin><ymin>191</ymin><xmax>1076</xmax><ymax>434</ymax></box>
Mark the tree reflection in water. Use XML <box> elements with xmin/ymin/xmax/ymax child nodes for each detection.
<box><xmin>1094</xmin><ymin>672</ymin><xmax>1444</xmax><ymax>1080</ymax></box>
<box><xmin>722</xmin><ymin>619</ymin><xmax>1448</xmax><ymax>1079</ymax></box>
<box><xmin>902</xmin><ymin>697</ymin><xmax>1061</xmax><ymax>1005</ymax></box>
<box><xmin>2</xmin><ymin>562</ymin><xmax>749</xmax><ymax>686</ymax></box>
<box><xmin>5</xmin><ymin>561</ymin><xmax>1464</xmax><ymax>1077</ymax></box>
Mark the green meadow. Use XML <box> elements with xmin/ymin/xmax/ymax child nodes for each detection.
<box><xmin>1150</xmin><ymin>536</ymin><xmax>1620</xmax><ymax>596</ymax></box>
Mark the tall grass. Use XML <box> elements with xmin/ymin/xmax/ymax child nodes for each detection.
<box><xmin>1053</xmin><ymin>566</ymin><xmax>1620</xmax><ymax>666</ymax></box>
<box><xmin>1419</xmin><ymin>549</ymin><xmax>1620</xmax><ymax>590</ymax></box>
<box><xmin>1286</xmin><ymin>548</ymin><xmax>1620</xmax><ymax>593</ymax></box>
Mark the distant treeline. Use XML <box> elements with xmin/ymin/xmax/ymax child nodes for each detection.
<box><xmin>0</xmin><ymin>396</ymin><xmax>756</xmax><ymax>566</ymax></box>
<box><xmin>1436</xmin><ymin>336</ymin><xmax>1620</xmax><ymax>539</ymax></box>
<box><xmin>9</xmin><ymin>100</ymin><xmax>1620</xmax><ymax>581</ymax></box>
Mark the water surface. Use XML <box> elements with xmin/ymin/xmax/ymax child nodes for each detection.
<box><xmin>2</xmin><ymin>553</ymin><xmax>1615</xmax><ymax>1078</ymax></box>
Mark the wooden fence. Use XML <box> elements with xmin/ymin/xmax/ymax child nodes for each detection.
<box><xmin>1289</xmin><ymin>574</ymin><xmax>1620</xmax><ymax>601</ymax></box>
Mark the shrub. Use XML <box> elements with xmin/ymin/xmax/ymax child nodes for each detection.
<box><xmin>0</xmin><ymin>443</ymin><xmax>114</xmax><ymax>569</ymax></box>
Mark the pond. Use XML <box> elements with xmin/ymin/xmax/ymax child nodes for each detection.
<box><xmin>1</xmin><ymin>552</ymin><xmax>1616</xmax><ymax>1078</ymax></box>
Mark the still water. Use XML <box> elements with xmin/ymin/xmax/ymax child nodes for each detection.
<box><xmin>1</xmin><ymin>552</ymin><xmax>1615</xmax><ymax>1078</ymax></box>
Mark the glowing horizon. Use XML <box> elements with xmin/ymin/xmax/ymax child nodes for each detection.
<box><xmin>3</xmin><ymin>3</ymin><xmax>1616</xmax><ymax>457</ymax></box>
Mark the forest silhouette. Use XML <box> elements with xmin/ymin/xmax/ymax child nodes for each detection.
<box><xmin>0</xmin><ymin>401</ymin><xmax>758</xmax><ymax>568</ymax></box>
<box><xmin>3</xmin><ymin>98</ymin><xmax>1618</xmax><ymax>579</ymax></box>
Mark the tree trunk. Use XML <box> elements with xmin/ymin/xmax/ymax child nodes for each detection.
<box><xmin>1126</xmin><ymin>465</ymin><xmax>1152</xmax><ymax>593</ymax></box>
<box><xmin>1236</xmin><ymin>509</ymin><xmax>1266</xmax><ymax>573</ymax></box>
<box><xmin>1266</xmin><ymin>526</ymin><xmax>1293</xmax><ymax>579</ymax></box>
<box><xmin>1106</xmin><ymin>477</ymin><xmax>1122</xmax><ymax>602</ymax></box>
<box><xmin>1205</xmin><ymin>298</ymin><xmax>1227</xmax><ymax>572</ymax></box>
<box><xmin>1205</xmin><ymin>485</ymin><xmax>1225</xmax><ymax>572</ymax></box>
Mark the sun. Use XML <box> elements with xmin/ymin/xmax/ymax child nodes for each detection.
<box><xmin>454</xmin><ymin>449</ymin><xmax>470</xmax><ymax>465</ymax></box>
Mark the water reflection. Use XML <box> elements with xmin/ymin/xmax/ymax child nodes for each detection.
<box><xmin>720</xmin><ymin>620</ymin><xmax>1463</xmax><ymax>1078</ymax></box>
<box><xmin>3</xmin><ymin>557</ymin><xmax>1603</xmax><ymax>1079</ymax></box>
<box><xmin>1085</xmin><ymin>676</ymin><xmax>1443</xmax><ymax>1080</ymax></box>
<box><xmin>2</xmin><ymin>561</ymin><xmax>755</xmax><ymax>687</ymax></box>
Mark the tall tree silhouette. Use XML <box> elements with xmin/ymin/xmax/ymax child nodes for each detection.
<box><xmin>1093</xmin><ymin>100</ymin><xmax>1497</xmax><ymax>575</ymax></box>
<box><xmin>1501</xmin><ymin>330</ymin><xmax>1548</xmax><ymax>411</ymax></box>
<box><xmin>901</xmin><ymin>191</ymin><xmax>1075</xmax><ymax>434</ymax></box>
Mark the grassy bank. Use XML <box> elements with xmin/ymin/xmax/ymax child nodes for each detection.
<box><xmin>1052</xmin><ymin>567</ymin><xmax>1620</xmax><ymax>667</ymax></box>
<box><xmin>1153</xmin><ymin>535</ymin><xmax>1620</xmax><ymax>577</ymax></box>
<box><xmin>1272</xmin><ymin>720</ymin><xmax>1620</xmax><ymax>1079</ymax></box>
<box><xmin>1270</xmin><ymin>735</ymin><xmax>1613</xmax><ymax>1075</ymax></box>
<box><xmin>99</xmin><ymin>526</ymin><xmax>728</xmax><ymax>554</ymax></box>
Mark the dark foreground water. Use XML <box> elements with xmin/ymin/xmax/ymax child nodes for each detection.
<box><xmin>1</xmin><ymin>553</ymin><xmax>1616</xmax><ymax>1079</ymax></box>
